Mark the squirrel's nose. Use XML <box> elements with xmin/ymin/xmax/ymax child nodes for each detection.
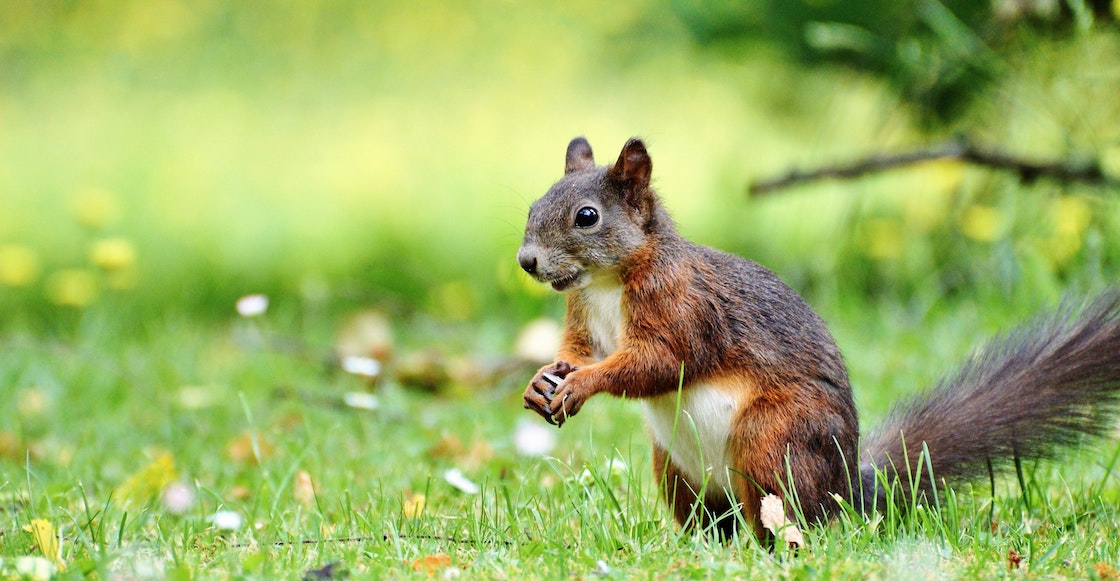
<box><xmin>517</xmin><ymin>250</ymin><xmax>538</xmax><ymax>275</ymax></box>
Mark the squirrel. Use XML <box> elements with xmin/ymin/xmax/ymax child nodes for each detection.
<box><xmin>516</xmin><ymin>136</ymin><xmax>1120</xmax><ymax>539</ymax></box>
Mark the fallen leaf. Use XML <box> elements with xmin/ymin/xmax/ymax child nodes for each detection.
<box><xmin>0</xmin><ymin>431</ymin><xmax>24</xmax><ymax>462</ymax></box>
<box><xmin>335</xmin><ymin>310</ymin><xmax>394</xmax><ymax>363</ymax></box>
<box><xmin>411</xmin><ymin>553</ymin><xmax>452</xmax><ymax>575</ymax></box>
<box><xmin>226</xmin><ymin>432</ymin><xmax>274</xmax><ymax>465</ymax></box>
<box><xmin>427</xmin><ymin>434</ymin><xmax>493</xmax><ymax>469</ymax></box>
<box><xmin>1008</xmin><ymin>548</ymin><xmax>1021</xmax><ymax>570</ymax></box>
<box><xmin>759</xmin><ymin>494</ymin><xmax>804</xmax><ymax>548</ymax></box>
<box><xmin>293</xmin><ymin>470</ymin><xmax>317</xmax><ymax>507</ymax></box>
<box><xmin>395</xmin><ymin>350</ymin><xmax>450</xmax><ymax>392</ymax></box>
<box><xmin>403</xmin><ymin>491</ymin><xmax>426</xmax><ymax>518</ymax></box>
<box><xmin>427</xmin><ymin>434</ymin><xmax>465</xmax><ymax>460</ymax></box>
<box><xmin>228</xmin><ymin>485</ymin><xmax>252</xmax><ymax>500</ymax></box>
<box><xmin>115</xmin><ymin>451</ymin><xmax>178</xmax><ymax>507</ymax></box>
<box><xmin>23</xmin><ymin>519</ymin><xmax>64</xmax><ymax>569</ymax></box>
<box><xmin>1095</xmin><ymin>562</ymin><xmax>1119</xmax><ymax>580</ymax></box>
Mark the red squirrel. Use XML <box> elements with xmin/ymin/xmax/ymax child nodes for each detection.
<box><xmin>517</xmin><ymin>136</ymin><xmax>1120</xmax><ymax>538</ymax></box>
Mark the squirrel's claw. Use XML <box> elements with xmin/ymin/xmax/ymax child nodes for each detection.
<box><xmin>522</xmin><ymin>361</ymin><xmax>580</xmax><ymax>427</ymax></box>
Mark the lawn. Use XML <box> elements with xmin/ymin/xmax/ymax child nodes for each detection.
<box><xmin>3</xmin><ymin>2</ymin><xmax>1120</xmax><ymax>579</ymax></box>
<box><xmin>3</xmin><ymin>294</ymin><xmax>1120</xmax><ymax>579</ymax></box>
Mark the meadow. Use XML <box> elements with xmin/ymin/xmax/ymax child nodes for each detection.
<box><xmin>2</xmin><ymin>2</ymin><xmax>1120</xmax><ymax>578</ymax></box>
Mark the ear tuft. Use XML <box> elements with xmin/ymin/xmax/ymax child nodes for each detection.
<box><xmin>608</xmin><ymin>138</ymin><xmax>652</xmax><ymax>208</ymax></box>
<box><xmin>564</xmin><ymin>137</ymin><xmax>595</xmax><ymax>174</ymax></box>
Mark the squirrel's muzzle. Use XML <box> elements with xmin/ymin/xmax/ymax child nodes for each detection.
<box><xmin>517</xmin><ymin>247</ymin><xmax>538</xmax><ymax>276</ymax></box>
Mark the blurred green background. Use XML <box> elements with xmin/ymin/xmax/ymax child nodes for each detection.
<box><xmin>2</xmin><ymin>0</ymin><xmax>1119</xmax><ymax>333</ymax></box>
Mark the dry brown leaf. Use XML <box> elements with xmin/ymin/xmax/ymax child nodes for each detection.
<box><xmin>293</xmin><ymin>470</ymin><xmax>317</xmax><ymax>507</ymax></box>
<box><xmin>426</xmin><ymin>433</ymin><xmax>464</xmax><ymax>460</ymax></box>
<box><xmin>1008</xmin><ymin>549</ymin><xmax>1022</xmax><ymax>570</ymax></box>
<box><xmin>411</xmin><ymin>553</ymin><xmax>452</xmax><ymax>575</ymax></box>
<box><xmin>228</xmin><ymin>485</ymin><xmax>252</xmax><ymax>500</ymax></box>
<box><xmin>0</xmin><ymin>431</ymin><xmax>23</xmax><ymax>462</ymax></box>
<box><xmin>395</xmin><ymin>350</ymin><xmax>450</xmax><ymax>392</ymax></box>
<box><xmin>226</xmin><ymin>432</ymin><xmax>274</xmax><ymax>465</ymax></box>
<box><xmin>426</xmin><ymin>434</ymin><xmax>493</xmax><ymax>469</ymax></box>
<box><xmin>1095</xmin><ymin>562</ymin><xmax>1118</xmax><ymax>580</ymax></box>
<box><xmin>335</xmin><ymin>310</ymin><xmax>394</xmax><ymax>362</ymax></box>
<box><xmin>759</xmin><ymin>494</ymin><xmax>804</xmax><ymax>548</ymax></box>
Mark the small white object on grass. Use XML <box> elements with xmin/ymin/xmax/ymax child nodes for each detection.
<box><xmin>341</xmin><ymin>355</ymin><xmax>382</xmax><ymax>378</ymax></box>
<box><xmin>208</xmin><ymin>510</ymin><xmax>244</xmax><ymax>531</ymax></box>
<box><xmin>343</xmin><ymin>391</ymin><xmax>380</xmax><ymax>411</ymax></box>
<box><xmin>235</xmin><ymin>294</ymin><xmax>269</xmax><ymax>317</ymax></box>
<box><xmin>442</xmin><ymin>468</ymin><xmax>480</xmax><ymax>494</ymax></box>
<box><xmin>161</xmin><ymin>481</ymin><xmax>196</xmax><ymax>514</ymax></box>
<box><xmin>14</xmin><ymin>556</ymin><xmax>55</xmax><ymax>581</ymax></box>
<box><xmin>513</xmin><ymin>418</ymin><xmax>557</xmax><ymax>457</ymax></box>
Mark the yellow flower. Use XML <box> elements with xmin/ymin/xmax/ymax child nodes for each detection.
<box><xmin>403</xmin><ymin>491</ymin><xmax>426</xmax><ymax>518</ymax></box>
<box><xmin>1051</xmin><ymin>196</ymin><xmax>1091</xmax><ymax>237</ymax></box>
<box><xmin>115</xmin><ymin>451</ymin><xmax>178</xmax><ymax>508</ymax></box>
<box><xmin>860</xmin><ymin>218</ymin><xmax>904</xmax><ymax>260</ymax></box>
<box><xmin>1042</xmin><ymin>196</ymin><xmax>1093</xmax><ymax>265</ymax></box>
<box><xmin>90</xmin><ymin>237</ymin><xmax>137</xmax><ymax>271</ymax></box>
<box><xmin>959</xmin><ymin>204</ymin><xmax>1008</xmax><ymax>242</ymax></box>
<box><xmin>0</xmin><ymin>244</ymin><xmax>40</xmax><ymax>286</ymax></box>
<box><xmin>45</xmin><ymin>269</ymin><xmax>99</xmax><ymax>307</ymax></box>
<box><xmin>69</xmin><ymin>187</ymin><xmax>121</xmax><ymax>228</ymax></box>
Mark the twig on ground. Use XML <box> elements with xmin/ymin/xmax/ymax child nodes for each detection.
<box><xmin>230</xmin><ymin>532</ymin><xmax>519</xmax><ymax>549</ymax></box>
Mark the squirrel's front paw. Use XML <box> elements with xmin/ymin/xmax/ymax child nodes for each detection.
<box><xmin>523</xmin><ymin>361</ymin><xmax>576</xmax><ymax>425</ymax></box>
<box><xmin>548</xmin><ymin>371</ymin><xmax>592</xmax><ymax>427</ymax></box>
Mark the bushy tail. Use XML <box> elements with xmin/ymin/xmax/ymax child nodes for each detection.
<box><xmin>859</xmin><ymin>290</ymin><xmax>1120</xmax><ymax>510</ymax></box>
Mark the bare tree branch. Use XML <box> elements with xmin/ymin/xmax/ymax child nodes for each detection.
<box><xmin>748</xmin><ymin>139</ymin><xmax>1114</xmax><ymax>196</ymax></box>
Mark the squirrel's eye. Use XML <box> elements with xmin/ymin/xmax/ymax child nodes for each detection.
<box><xmin>574</xmin><ymin>206</ymin><xmax>599</xmax><ymax>229</ymax></box>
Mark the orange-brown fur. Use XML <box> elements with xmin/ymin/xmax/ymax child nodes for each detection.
<box><xmin>518</xmin><ymin>136</ymin><xmax>1120</xmax><ymax>538</ymax></box>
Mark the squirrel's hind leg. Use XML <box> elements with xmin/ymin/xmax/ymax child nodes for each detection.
<box><xmin>652</xmin><ymin>442</ymin><xmax>742</xmax><ymax>539</ymax></box>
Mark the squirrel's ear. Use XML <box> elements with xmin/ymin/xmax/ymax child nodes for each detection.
<box><xmin>608</xmin><ymin>138</ymin><xmax>652</xmax><ymax>207</ymax></box>
<box><xmin>564</xmin><ymin>137</ymin><xmax>595</xmax><ymax>174</ymax></box>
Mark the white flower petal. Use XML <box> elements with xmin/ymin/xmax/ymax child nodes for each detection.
<box><xmin>341</xmin><ymin>356</ymin><xmax>382</xmax><ymax>378</ymax></box>
<box><xmin>442</xmin><ymin>468</ymin><xmax>480</xmax><ymax>495</ymax></box>
<box><xmin>235</xmin><ymin>294</ymin><xmax>269</xmax><ymax>317</ymax></box>
<box><xmin>208</xmin><ymin>510</ymin><xmax>243</xmax><ymax>531</ymax></box>
<box><xmin>513</xmin><ymin>418</ymin><xmax>557</xmax><ymax>457</ymax></box>
<box><xmin>343</xmin><ymin>391</ymin><xmax>380</xmax><ymax>411</ymax></box>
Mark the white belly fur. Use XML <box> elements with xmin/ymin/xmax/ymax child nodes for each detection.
<box><xmin>580</xmin><ymin>275</ymin><xmax>738</xmax><ymax>495</ymax></box>
<box><xmin>643</xmin><ymin>386</ymin><xmax>737</xmax><ymax>496</ymax></box>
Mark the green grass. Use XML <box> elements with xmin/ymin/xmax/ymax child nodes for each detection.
<box><xmin>3</xmin><ymin>4</ymin><xmax>1120</xmax><ymax>578</ymax></box>
<box><xmin>2</xmin><ymin>295</ymin><xmax>1119</xmax><ymax>579</ymax></box>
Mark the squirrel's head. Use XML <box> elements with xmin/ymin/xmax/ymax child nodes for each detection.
<box><xmin>517</xmin><ymin>137</ymin><xmax>660</xmax><ymax>292</ymax></box>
